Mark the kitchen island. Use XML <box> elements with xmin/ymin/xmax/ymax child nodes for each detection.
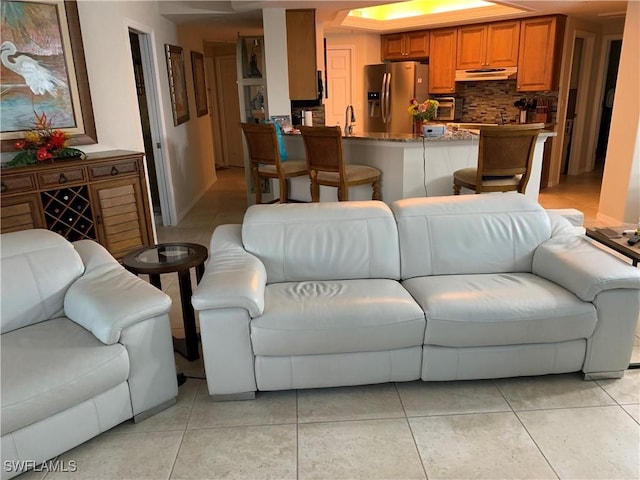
<box><xmin>276</xmin><ymin>128</ymin><xmax>554</xmax><ymax>204</ymax></box>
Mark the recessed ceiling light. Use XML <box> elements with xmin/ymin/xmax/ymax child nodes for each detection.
<box><xmin>349</xmin><ymin>0</ymin><xmax>497</xmax><ymax>21</ymax></box>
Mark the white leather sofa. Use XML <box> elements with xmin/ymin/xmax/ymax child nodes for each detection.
<box><xmin>1</xmin><ymin>230</ymin><xmax>178</xmax><ymax>479</ymax></box>
<box><xmin>192</xmin><ymin>194</ymin><xmax>640</xmax><ymax>399</ymax></box>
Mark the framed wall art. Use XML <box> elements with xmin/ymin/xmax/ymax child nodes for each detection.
<box><xmin>0</xmin><ymin>0</ymin><xmax>97</xmax><ymax>151</ymax></box>
<box><xmin>165</xmin><ymin>44</ymin><xmax>189</xmax><ymax>126</ymax></box>
<box><xmin>191</xmin><ymin>51</ymin><xmax>208</xmax><ymax>117</ymax></box>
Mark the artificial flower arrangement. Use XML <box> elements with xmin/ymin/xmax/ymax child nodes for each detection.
<box><xmin>408</xmin><ymin>98</ymin><xmax>439</xmax><ymax>123</ymax></box>
<box><xmin>7</xmin><ymin>111</ymin><xmax>86</xmax><ymax>167</ymax></box>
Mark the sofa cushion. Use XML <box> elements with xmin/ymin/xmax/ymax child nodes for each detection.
<box><xmin>391</xmin><ymin>194</ymin><xmax>552</xmax><ymax>279</ymax></box>
<box><xmin>403</xmin><ymin>273</ymin><xmax>597</xmax><ymax>347</ymax></box>
<box><xmin>250</xmin><ymin>279</ymin><xmax>425</xmax><ymax>355</ymax></box>
<box><xmin>242</xmin><ymin>201</ymin><xmax>400</xmax><ymax>283</ymax></box>
<box><xmin>1</xmin><ymin>318</ymin><xmax>129</xmax><ymax>435</ymax></box>
<box><xmin>1</xmin><ymin>230</ymin><xmax>84</xmax><ymax>334</ymax></box>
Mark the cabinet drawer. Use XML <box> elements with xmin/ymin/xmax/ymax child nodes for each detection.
<box><xmin>88</xmin><ymin>159</ymin><xmax>139</xmax><ymax>180</ymax></box>
<box><xmin>37</xmin><ymin>168</ymin><xmax>86</xmax><ymax>188</ymax></box>
<box><xmin>1</xmin><ymin>173</ymin><xmax>37</xmax><ymax>194</ymax></box>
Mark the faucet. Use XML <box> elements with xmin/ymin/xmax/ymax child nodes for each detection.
<box><xmin>345</xmin><ymin>105</ymin><xmax>356</xmax><ymax>135</ymax></box>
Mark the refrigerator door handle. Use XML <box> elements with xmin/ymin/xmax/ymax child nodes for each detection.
<box><xmin>381</xmin><ymin>73</ymin><xmax>388</xmax><ymax>123</ymax></box>
<box><xmin>385</xmin><ymin>72</ymin><xmax>392</xmax><ymax>124</ymax></box>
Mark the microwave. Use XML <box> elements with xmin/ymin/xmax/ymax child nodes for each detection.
<box><xmin>435</xmin><ymin>97</ymin><xmax>463</xmax><ymax>121</ymax></box>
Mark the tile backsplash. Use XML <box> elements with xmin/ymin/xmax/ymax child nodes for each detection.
<box><xmin>450</xmin><ymin>81</ymin><xmax>558</xmax><ymax>125</ymax></box>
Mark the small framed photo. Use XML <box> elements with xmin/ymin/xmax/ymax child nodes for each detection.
<box><xmin>165</xmin><ymin>44</ymin><xmax>189</xmax><ymax>126</ymax></box>
<box><xmin>190</xmin><ymin>51</ymin><xmax>208</xmax><ymax>117</ymax></box>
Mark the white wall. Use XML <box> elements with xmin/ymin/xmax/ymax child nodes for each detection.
<box><xmin>598</xmin><ymin>0</ymin><xmax>640</xmax><ymax>224</ymax></box>
<box><xmin>76</xmin><ymin>1</ymin><xmax>215</xmax><ymax>225</ymax></box>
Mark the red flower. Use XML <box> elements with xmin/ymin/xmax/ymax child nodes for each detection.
<box><xmin>14</xmin><ymin>140</ymin><xmax>26</xmax><ymax>149</ymax></box>
<box><xmin>36</xmin><ymin>147</ymin><xmax>53</xmax><ymax>162</ymax></box>
<box><xmin>49</xmin><ymin>130</ymin><xmax>67</xmax><ymax>149</ymax></box>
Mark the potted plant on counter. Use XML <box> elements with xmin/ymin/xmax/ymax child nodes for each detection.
<box><xmin>408</xmin><ymin>98</ymin><xmax>439</xmax><ymax>134</ymax></box>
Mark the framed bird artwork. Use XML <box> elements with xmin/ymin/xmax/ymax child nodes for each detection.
<box><xmin>0</xmin><ymin>0</ymin><xmax>97</xmax><ymax>151</ymax></box>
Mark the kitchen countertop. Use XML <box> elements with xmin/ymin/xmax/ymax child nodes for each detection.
<box><xmin>284</xmin><ymin>129</ymin><xmax>475</xmax><ymax>142</ymax></box>
<box><xmin>285</xmin><ymin>125</ymin><xmax>554</xmax><ymax>142</ymax></box>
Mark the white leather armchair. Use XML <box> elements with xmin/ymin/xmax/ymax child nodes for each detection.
<box><xmin>1</xmin><ymin>230</ymin><xmax>178</xmax><ymax>479</ymax></box>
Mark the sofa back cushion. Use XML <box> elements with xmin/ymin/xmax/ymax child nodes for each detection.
<box><xmin>242</xmin><ymin>201</ymin><xmax>400</xmax><ymax>283</ymax></box>
<box><xmin>1</xmin><ymin>229</ymin><xmax>84</xmax><ymax>334</ymax></box>
<box><xmin>391</xmin><ymin>193</ymin><xmax>552</xmax><ymax>279</ymax></box>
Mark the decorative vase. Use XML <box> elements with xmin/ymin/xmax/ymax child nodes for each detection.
<box><xmin>414</xmin><ymin>120</ymin><xmax>424</xmax><ymax>134</ymax></box>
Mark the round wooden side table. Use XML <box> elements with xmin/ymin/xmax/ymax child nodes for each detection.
<box><xmin>122</xmin><ymin>243</ymin><xmax>208</xmax><ymax>362</ymax></box>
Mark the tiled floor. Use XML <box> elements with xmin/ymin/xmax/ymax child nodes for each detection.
<box><xmin>22</xmin><ymin>167</ymin><xmax>640</xmax><ymax>480</ymax></box>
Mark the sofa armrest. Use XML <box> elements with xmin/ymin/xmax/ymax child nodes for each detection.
<box><xmin>64</xmin><ymin>240</ymin><xmax>172</xmax><ymax>345</ymax></box>
<box><xmin>192</xmin><ymin>224</ymin><xmax>267</xmax><ymax>317</ymax></box>
<box><xmin>533</xmin><ymin>235</ymin><xmax>640</xmax><ymax>302</ymax></box>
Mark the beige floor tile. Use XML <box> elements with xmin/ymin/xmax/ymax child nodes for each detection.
<box><xmin>518</xmin><ymin>406</ymin><xmax>640</xmax><ymax>480</ymax></box>
<box><xmin>622</xmin><ymin>404</ymin><xmax>640</xmax><ymax>423</ymax></box>
<box><xmin>187</xmin><ymin>390</ymin><xmax>296</xmax><ymax>429</ymax></box>
<box><xmin>46</xmin><ymin>431</ymin><xmax>183</xmax><ymax>479</ymax></box>
<box><xmin>397</xmin><ymin>380</ymin><xmax>511</xmax><ymax>417</ymax></box>
<box><xmin>630</xmin><ymin>344</ymin><xmax>640</xmax><ymax>364</ymax></box>
<box><xmin>170</xmin><ymin>424</ymin><xmax>296</xmax><ymax>480</ymax></box>
<box><xmin>107</xmin><ymin>378</ymin><xmax>200</xmax><ymax>434</ymax></box>
<box><xmin>597</xmin><ymin>369</ymin><xmax>640</xmax><ymax>404</ymax></box>
<box><xmin>10</xmin><ymin>466</ymin><xmax>48</xmax><ymax>480</ymax></box>
<box><xmin>297</xmin><ymin>384</ymin><xmax>405</xmax><ymax>423</ymax></box>
<box><xmin>409</xmin><ymin>412</ymin><xmax>556</xmax><ymax>480</ymax></box>
<box><xmin>298</xmin><ymin>418</ymin><xmax>426</xmax><ymax>480</ymax></box>
<box><xmin>495</xmin><ymin>373</ymin><xmax>615</xmax><ymax>411</ymax></box>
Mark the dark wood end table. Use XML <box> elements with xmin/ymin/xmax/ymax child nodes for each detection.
<box><xmin>585</xmin><ymin>227</ymin><xmax>639</xmax><ymax>267</ymax></box>
<box><xmin>122</xmin><ymin>243</ymin><xmax>208</xmax><ymax>362</ymax></box>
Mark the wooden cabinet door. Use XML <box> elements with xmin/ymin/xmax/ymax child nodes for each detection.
<box><xmin>381</xmin><ymin>33</ymin><xmax>406</xmax><ymax>61</ymax></box>
<box><xmin>429</xmin><ymin>28</ymin><xmax>457</xmax><ymax>94</ymax></box>
<box><xmin>91</xmin><ymin>177</ymin><xmax>151</xmax><ymax>260</ymax></box>
<box><xmin>286</xmin><ymin>9</ymin><xmax>318</xmax><ymax>100</ymax></box>
<box><xmin>0</xmin><ymin>194</ymin><xmax>45</xmax><ymax>233</ymax></box>
<box><xmin>456</xmin><ymin>25</ymin><xmax>486</xmax><ymax>70</ymax></box>
<box><xmin>517</xmin><ymin>16</ymin><xmax>565</xmax><ymax>91</ymax></box>
<box><xmin>486</xmin><ymin>20</ymin><xmax>520</xmax><ymax>67</ymax></box>
<box><xmin>405</xmin><ymin>31</ymin><xmax>429</xmax><ymax>58</ymax></box>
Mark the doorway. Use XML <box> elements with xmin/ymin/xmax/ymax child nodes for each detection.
<box><xmin>325</xmin><ymin>47</ymin><xmax>354</xmax><ymax>128</ymax></box>
<box><xmin>129</xmin><ymin>31</ymin><xmax>161</xmax><ymax>222</ymax></box>
<box><xmin>595</xmin><ymin>39</ymin><xmax>622</xmax><ymax>170</ymax></box>
<box><xmin>127</xmin><ymin>28</ymin><xmax>175</xmax><ymax>227</ymax></box>
<box><xmin>213</xmin><ymin>54</ymin><xmax>244</xmax><ymax>168</ymax></box>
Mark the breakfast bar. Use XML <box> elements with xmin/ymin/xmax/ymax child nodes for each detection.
<box><xmin>280</xmin><ymin>129</ymin><xmax>554</xmax><ymax>203</ymax></box>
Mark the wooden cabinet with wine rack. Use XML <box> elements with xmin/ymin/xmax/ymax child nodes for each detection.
<box><xmin>0</xmin><ymin>150</ymin><xmax>153</xmax><ymax>260</ymax></box>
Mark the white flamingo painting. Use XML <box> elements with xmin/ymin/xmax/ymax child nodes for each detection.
<box><xmin>1</xmin><ymin>1</ymin><xmax>74</xmax><ymax>133</ymax></box>
<box><xmin>0</xmin><ymin>40</ymin><xmax>67</xmax><ymax>97</ymax></box>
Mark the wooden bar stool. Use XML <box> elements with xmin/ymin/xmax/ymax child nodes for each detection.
<box><xmin>453</xmin><ymin>123</ymin><xmax>544</xmax><ymax>195</ymax></box>
<box><xmin>300</xmin><ymin>126</ymin><xmax>381</xmax><ymax>202</ymax></box>
<box><xmin>240</xmin><ymin>123</ymin><xmax>308</xmax><ymax>203</ymax></box>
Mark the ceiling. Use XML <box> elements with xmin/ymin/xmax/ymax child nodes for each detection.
<box><xmin>158</xmin><ymin>0</ymin><xmax>628</xmax><ymax>36</ymax></box>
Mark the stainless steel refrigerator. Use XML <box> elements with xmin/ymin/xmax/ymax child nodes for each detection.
<box><xmin>364</xmin><ymin>62</ymin><xmax>429</xmax><ymax>134</ymax></box>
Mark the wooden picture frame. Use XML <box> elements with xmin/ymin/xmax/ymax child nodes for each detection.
<box><xmin>0</xmin><ymin>0</ymin><xmax>97</xmax><ymax>151</ymax></box>
<box><xmin>165</xmin><ymin>44</ymin><xmax>189</xmax><ymax>126</ymax></box>
<box><xmin>191</xmin><ymin>51</ymin><xmax>208</xmax><ymax>117</ymax></box>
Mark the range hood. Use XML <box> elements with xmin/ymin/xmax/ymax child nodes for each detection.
<box><xmin>455</xmin><ymin>67</ymin><xmax>517</xmax><ymax>82</ymax></box>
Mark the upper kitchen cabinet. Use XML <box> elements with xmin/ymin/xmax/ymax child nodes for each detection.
<box><xmin>456</xmin><ymin>20</ymin><xmax>520</xmax><ymax>70</ymax></box>
<box><xmin>286</xmin><ymin>9</ymin><xmax>318</xmax><ymax>100</ymax></box>
<box><xmin>381</xmin><ymin>30</ymin><xmax>429</xmax><ymax>61</ymax></box>
<box><xmin>517</xmin><ymin>15</ymin><xmax>566</xmax><ymax>92</ymax></box>
<box><xmin>429</xmin><ymin>28</ymin><xmax>457</xmax><ymax>94</ymax></box>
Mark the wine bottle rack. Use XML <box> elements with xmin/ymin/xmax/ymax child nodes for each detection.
<box><xmin>41</xmin><ymin>186</ymin><xmax>96</xmax><ymax>241</ymax></box>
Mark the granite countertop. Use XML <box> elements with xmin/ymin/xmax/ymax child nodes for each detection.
<box><xmin>284</xmin><ymin>129</ymin><xmax>475</xmax><ymax>142</ymax></box>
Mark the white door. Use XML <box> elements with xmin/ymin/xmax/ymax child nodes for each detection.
<box><xmin>215</xmin><ymin>55</ymin><xmax>244</xmax><ymax>167</ymax></box>
<box><xmin>326</xmin><ymin>48</ymin><xmax>353</xmax><ymax>128</ymax></box>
